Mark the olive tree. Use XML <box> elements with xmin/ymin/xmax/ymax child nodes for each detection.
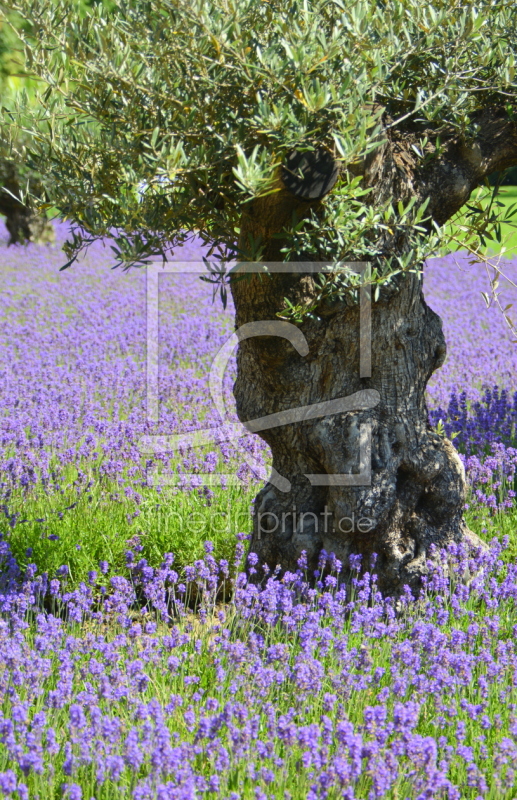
<box><xmin>5</xmin><ymin>0</ymin><xmax>517</xmax><ymax>594</ymax></box>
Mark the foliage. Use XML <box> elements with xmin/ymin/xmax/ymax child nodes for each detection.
<box><xmin>0</xmin><ymin>15</ymin><xmax>24</xmax><ymax>86</ymax></box>
<box><xmin>1</xmin><ymin>0</ymin><xmax>517</xmax><ymax>305</ymax></box>
<box><xmin>491</xmin><ymin>165</ymin><xmax>517</xmax><ymax>186</ymax></box>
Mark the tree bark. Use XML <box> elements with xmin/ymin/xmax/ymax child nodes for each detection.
<box><xmin>230</xmin><ymin>112</ymin><xmax>517</xmax><ymax>597</ymax></box>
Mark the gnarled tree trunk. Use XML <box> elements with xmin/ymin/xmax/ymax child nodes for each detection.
<box><xmin>230</xmin><ymin>110</ymin><xmax>517</xmax><ymax>596</ymax></box>
<box><xmin>232</xmin><ymin>262</ymin><xmax>477</xmax><ymax>597</ymax></box>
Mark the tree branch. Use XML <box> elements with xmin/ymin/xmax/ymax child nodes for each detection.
<box><xmin>362</xmin><ymin>108</ymin><xmax>517</xmax><ymax>227</ymax></box>
<box><xmin>423</xmin><ymin>108</ymin><xmax>517</xmax><ymax>225</ymax></box>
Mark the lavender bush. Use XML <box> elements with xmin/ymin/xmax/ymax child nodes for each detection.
<box><xmin>0</xmin><ymin>531</ymin><xmax>516</xmax><ymax>798</ymax></box>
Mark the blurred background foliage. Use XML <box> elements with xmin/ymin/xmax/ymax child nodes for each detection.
<box><xmin>490</xmin><ymin>167</ymin><xmax>517</xmax><ymax>185</ymax></box>
<box><xmin>0</xmin><ymin>0</ymin><xmax>114</xmax><ymax>94</ymax></box>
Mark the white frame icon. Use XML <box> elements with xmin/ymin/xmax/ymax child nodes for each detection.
<box><xmin>139</xmin><ymin>261</ymin><xmax>378</xmax><ymax>492</ymax></box>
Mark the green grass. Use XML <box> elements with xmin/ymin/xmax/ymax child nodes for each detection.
<box><xmin>3</xmin><ymin>456</ymin><xmax>517</xmax><ymax>588</ymax></box>
<box><xmin>489</xmin><ymin>185</ymin><xmax>517</xmax><ymax>254</ymax></box>
<box><xmin>4</xmin><ymin>473</ymin><xmax>257</xmax><ymax>583</ymax></box>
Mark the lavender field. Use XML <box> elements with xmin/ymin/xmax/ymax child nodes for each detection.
<box><xmin>2</xmin><ymin>222</ymin><xmax>517</xmax><ymax>798</ymax></box>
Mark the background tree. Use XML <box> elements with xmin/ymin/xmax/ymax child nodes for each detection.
<box><xmin>0</xmin><ymin>158</ymin><xmax>54</xmax><ymax>244</ymax></box>
<box><xmin>4</xmin><ymin>0</ymin><xmax>517</xmax><ymax>594</ymax></box>
<box><xmin>0</xmin><ymin>13</ymin><xmax>55</xmax><ymax>244</ymax></box>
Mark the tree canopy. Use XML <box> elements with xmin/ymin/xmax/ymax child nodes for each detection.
<box><xmin>2</xmin><ymin>0</ymin><xmax>517</xmax><ymax>294</ymax></box>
